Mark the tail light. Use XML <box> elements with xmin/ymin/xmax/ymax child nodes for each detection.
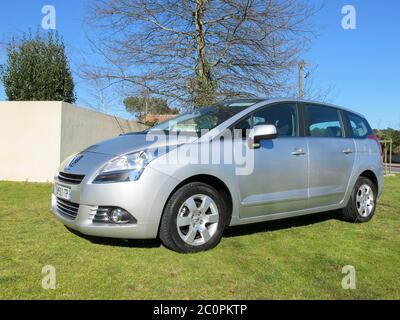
<box><xmin>368</xmin><ymin>134</ymin><xmax>382</xmax><ymax>155</ymax></box>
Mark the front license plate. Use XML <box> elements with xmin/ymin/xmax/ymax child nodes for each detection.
<box><xmin>54</xmin><ymin>184</ymin><xmax>72</xmax><ymax>201</ymax></box>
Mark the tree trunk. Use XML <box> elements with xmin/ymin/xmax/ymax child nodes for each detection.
<box><xmin>194</xmin><ymin>0</ymin><xmax>207</xmax><ymax>80</ymax></box>
<box><xmin>193</xmin><ymin>0</ymin><xmax>214</xmax><ymax>106</ymax></box>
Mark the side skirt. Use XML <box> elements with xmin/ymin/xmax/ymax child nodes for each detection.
<box><xmin>229</xmin><ymin>203</ymin><xmax>345</xmax><ymax>227</ymax></box>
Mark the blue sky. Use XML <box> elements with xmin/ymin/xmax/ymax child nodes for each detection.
<box><xmin>0</xmin><ymin>0</ymin><xmax>399</xmax><ymax>129</ymax></box>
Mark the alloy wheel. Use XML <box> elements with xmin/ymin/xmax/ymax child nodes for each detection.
<box><xmin>176</xmin><ymin>194</ymin><xmax>219</xmax><ymax>246</ymax></box>
<box><xmin>356</xmin><ymin>184</ymin><xmax>375</xmax><ymax>217</ymax></box>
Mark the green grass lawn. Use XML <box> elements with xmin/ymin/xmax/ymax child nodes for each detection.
<box><xmin>0</xmin><ymin>176</ymin><xmax>399</xmax><ymax>299</ymax></box>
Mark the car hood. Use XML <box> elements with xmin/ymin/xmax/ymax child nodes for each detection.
<box><xmin>59</xmin><ymin>132</ymin><xmax>199</xmax><ymax>176</ymax></box>
<box><xmin>83</xmin><ymin>132</ymin><xmax>199</xmax><ymax>156</ymax></box>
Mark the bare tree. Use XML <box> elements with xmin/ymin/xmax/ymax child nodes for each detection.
<box><xmin>79</xmin><ymin>76</ymin><xmax>115</xmax><ymax>114</ymax></box>
<box><xmin>85</xmin><ymin>0</ymin><xmax>316</xmax><ymax>108</ymax></box>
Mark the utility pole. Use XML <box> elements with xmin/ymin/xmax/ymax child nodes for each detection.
<box><xmin>143</xmin><ymin>80</ymin><xmax>149</xmax><ymax>119</ymax></box>
<box><xmin>145</xmin><ymin>89</ymin><xmax>149</xmax><ymax>116</ymax></box>
<box><xmin>298</xmin><ymin>60</ymin><xmax>309</xmax><ymax>99</ymax></box>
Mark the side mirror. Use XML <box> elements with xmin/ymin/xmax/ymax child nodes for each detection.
<box><xmin>249</xmin><ymin>124</ymin><xmax>278</xmax><ymax>149</ymax></box>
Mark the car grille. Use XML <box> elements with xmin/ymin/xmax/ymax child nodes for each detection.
<box><xmin>56</xmin><ymin>198</ymin><xmax>79</xmax><ymax>219</ymax></box>
<box><xmin>57</xmin><ymin>172</ymin><xmax>85</xmax><ymax>185</ymax></box>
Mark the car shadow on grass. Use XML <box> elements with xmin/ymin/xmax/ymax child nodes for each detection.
<box><xmin>223</xmin><ymin>210</ymin><xmax>344</xmax><ymax>238</ymax></box>
<box><xmin>65</xmin><ymin>227</ymin><xmax>162</xmax><ymax>248</ymax></box>
<box><xmin>65</xmin><ymin>210</ymin><xmax>344</xmax><ymax>248</ymax></box>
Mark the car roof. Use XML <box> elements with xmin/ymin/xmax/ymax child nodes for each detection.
<box><xmin>225</xmin><ymin>98</ymin><xmax>366</xmax><ymax>119</ymax></box>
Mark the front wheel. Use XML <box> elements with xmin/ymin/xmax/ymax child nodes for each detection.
<box><xmin>342</xmin><ymin>177</ymin><xmax>377</xmax><ymax>222</ymax></box>
<box><xmin>159</xmin><ymin>182</ymin><xmax>228</xmax><ymax>253</ymax></box>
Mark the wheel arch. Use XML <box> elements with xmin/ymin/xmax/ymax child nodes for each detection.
<box><xmin>342</xmin><ymin>166</ymin><xmax>382</xmax><ymax>208</ymax></box>
<box><xmin>359</xmin><ymin>170</ymin><xmax>378</xmax><ymax>191</ymax></box>
<box><xmin>158</xmin><ymin>174</ymin><xmax>234</xmax><ymax>234</ymax></box>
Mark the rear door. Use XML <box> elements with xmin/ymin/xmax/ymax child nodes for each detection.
<box><xmin>302</xmin><ymin>104</ymin><xmax>355</xmax><ymax>207</ymax></box>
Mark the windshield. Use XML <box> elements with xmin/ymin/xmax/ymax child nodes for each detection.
<box><xmin>148</xmin><ymin>99</ymin><xmax>262</xmax><ymax>135</ymax></box>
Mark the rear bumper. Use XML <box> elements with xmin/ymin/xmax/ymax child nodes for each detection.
<box><xmin>377</xmin><ymin>164</ymin><xmax>385</xmax><ymax>199</ymax></box>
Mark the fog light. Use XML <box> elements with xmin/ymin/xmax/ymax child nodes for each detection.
<box><xmin>108</xmin><ymin>208</ymin><xmax>135</xmax><ymax>224</ymax></box>
<box><xmin>110</xmin><ymin>209</ymin><xmax>123</xmax><ymax>223</ymax></box>
<box><xmin>93</xmin><ymin>207</ymin><xmax>137</xmax><ymax>224</ymax></box>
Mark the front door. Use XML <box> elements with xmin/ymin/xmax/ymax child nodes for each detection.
<box><xmin>235</xmin><ymin>103</ymin><xmax>309</xmax><ymax>219</ymax></box>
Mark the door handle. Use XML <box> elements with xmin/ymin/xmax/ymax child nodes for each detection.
<box><xmin>342</xmin><ymin>148</ymin><xmax>353</xmax><ymax>154</ymax></box>
<box><xmin>292</xmin><ymin>148</ymin><xmax>306</xmax><ymax>156</ymax></box>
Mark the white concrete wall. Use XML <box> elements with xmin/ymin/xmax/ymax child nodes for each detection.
<box><xmin>0</xmin><ymin>101</ymin><xmax>62</xmax><ymax>182</ymax></box>
<box><xmin>60</xmin><ymin>102</ymin><xmax>147</xmax><ymax>162</ymax></box>
<box><xmin>0</xmin><ymin>101</ymin><xmax>147</xmax><ymax>182</ymax></box>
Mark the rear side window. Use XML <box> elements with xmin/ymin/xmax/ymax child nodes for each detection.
<box><xmin>305</xmin><ymin>105</ymin><xmax>343</xmax><ymax>138</ymax></box>
<box><xmin>346</xmin><ymin>112</ymin><xmax>372</xmax><ymax>138</ymax></box>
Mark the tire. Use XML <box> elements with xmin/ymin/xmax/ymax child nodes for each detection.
<box><xmin>342</xmin><ymin>177</ymin><xmax>377</xmax><ymax>223</ymax></box>
<box><xmin>159</xmin><ymin>182</ymin><xmax>228</xmax><ymax>253</ymax></box>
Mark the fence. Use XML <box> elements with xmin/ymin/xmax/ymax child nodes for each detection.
<box><xmin>380</xmin><ymin>139</ymin><xmax>393</xmax><ymax>175</ymax></box>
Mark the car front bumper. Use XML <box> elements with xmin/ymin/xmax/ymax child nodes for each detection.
<box><xmin>51</xmin><ymin>166</ymin><xmax>180</xmax><ymax>239</ymax></box>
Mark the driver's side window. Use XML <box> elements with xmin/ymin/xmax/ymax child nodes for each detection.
<box><xmin>233</xmin><ymin>103</ymin><xmax>297</xmax><ymax>138</ymax></box>
<box><xmin>252</xmin><ymin>103</ymin><xmax>297</xmax><ymax>137</ymax></box>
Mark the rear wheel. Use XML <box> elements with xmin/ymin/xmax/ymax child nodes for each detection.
<box><xmin>342</xmin><ymin>177</ymin><xmax>377</xmax><ymax>222</ymax></box>
<box><xmin>159</xmin><ymin>182</ymin><xmax>227</xmax><ymax>253</ymax></box>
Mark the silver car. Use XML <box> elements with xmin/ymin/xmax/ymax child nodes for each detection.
<box><xmin>51</xmin><ymin>99</ymin><xmax>384</xmax><ymax>253</ymax></box>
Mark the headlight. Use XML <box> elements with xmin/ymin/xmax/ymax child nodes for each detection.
<box><xmin>93</xmin><ymin>150</ymin><xmax>156</xmax><ymax>183</ymax></box>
